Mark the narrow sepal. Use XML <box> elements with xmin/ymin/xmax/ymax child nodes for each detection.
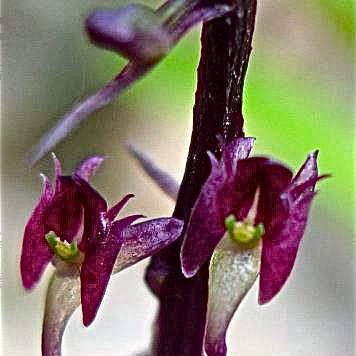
<box><xmin>259</xmin><ymin>152</ymin><xmax>321</xmax><ymax>303</ymax></box>
<box><xmin>127</xmin><ymin>143</ymin><xmax>179</xmax><ymax>200</ymax></box>
<box><xmin>291</xmin><ymin>151</ymin><xmax>318</xmax><ymax>187</ymax></box>
<box><xmin>259</xmin><ymin>190</ymin><xmax>316</xmax><ymax>304</ymax></box>
<box><xmin>42</xmin><ymin>265</ymin><xmax>81</xmax><ymax>356</ymax></box>
<box><xmin>114</xmin><ymin>218</ymin><xmax>183</xmax><ymax>273</ymax></box>
<box><xmin>21</xmin><ymin>174</ymin><xmax>54</xmax><ymax>289</ymax></box>
<box><xmin>205</xmin><ymin>234</ymin><xmax>261</xmax><ymax>356</ymax></box>
<box><xmin>51</xmin><ymin>153</ymin><xmax>62</xmax><ymax>193</ymax></box>
<box><xmin>220</xmin><ymin>137</ymin><xmax>255</xmax><ymax>176</ymax></box>
<box><xmin>74</xmin><ymin>155</ymin><xmax>106</xmax><ymax>182</ymax></box>
<box><xmin>105</xmin><ymin>193</ymin><xmax>135</xmax><ymax>222</ymax></box>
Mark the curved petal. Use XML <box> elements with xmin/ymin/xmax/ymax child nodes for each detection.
<box><xmin>291</xmin><ymin>151</ymin><xmax>318</xmax><ymax>186</ymax></box>
<box><xmin>80</xmin><ymin>215</ymin><xmax>141</xmax><ymax>326</ymax></box>
<box><xmin>42</xmin><ymin>265</ymin><xmax>81</xmax><ymax>356</ymax></box>
<box><xmin>105</xmin><ymin>193</ymin><xmax>135</xmax><ymax>222</ymax></box>
<box><xmin>114</xmin><ymin>218</ymin><xmax>183</xmax><ymax>273</ymax></box>
<box><xmin>205</xmin><ymin>234</ymin><xmax>261</xmax><ymax>356</ymax></box>
<box><xmin>286</xmin><ymin>151</ymin><xmax>319</xmax><ymax>202</ymax></box>
<box><xmin>21</xmin><ymin>174</ymin><xmax>54</xmax><ymax>290</ymax></box>
<box><xmin>74</xmin><ymin>155</ymin><xmax>106</xmax><ymax>182</ymax></box>
<box><xmin>259</xmin><ymin>190</ymin><xmax>316</xmax><ymax>304</ymax></box>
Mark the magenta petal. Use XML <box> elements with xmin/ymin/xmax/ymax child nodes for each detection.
<box><xmin>114</xmin><ymin>218</ymin><xmax>183</xmax><ymax>272</ymax></box>
<box><xmin>43</xmin><ymin>176</ymin><xmax>83</xmax><ymax>243</ymax></box>
<box><xmin>291</xmin><ymin>151</ymin><xmax>318</xmax><ymax>186</ymax></box>
<box><xmin>72</xmin><ymin>175</ymin><xmax>107</xmax><ymax>250</ymax></box>
<box><xmin>286</xmin><ymin>151</ymin><xmax>319</xmax><ymax>202</ymax></box>
<box><xmin>220</xmin><ymin>137</ymin><xmax>255</xmax><ymax>176</ymax></box>
<box><xmin>74</xmin><ymin>155</ymin><xmax>106</xmax><ymax>182</ymax></box>
<box><xmin>181</xmin><ymin>154</ymin><xmax>226</xmax><ymax>277</ymax></box>
<box><xmin>80</xmin><ymin>234</ymin><xmax>124</xmax><ymax>326</ymax></box>
<box><xmin>80</xmin><ymin>216</ymin><xmax>139</xmax><ymax>326</ymax></box>
<box><xmin>21</xmin><ymin>174</ymin><xmax>54</xmax><ymax>290</ymax></box>
<box><xmin>105</xmin><ymin>193</ymin><xmax>135</xmax><ymax>222</ymax></box>
<box><xmin>259</xmin><ymin>190</ymin><xmax>316</xmax><ymax>304</ymax></box>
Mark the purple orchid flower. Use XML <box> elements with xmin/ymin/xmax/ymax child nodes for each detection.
<box><xmin>177</xmin><ymin>137</ymin><xmax>326</xmax><ymax>356</ymax></box>
<box><xmin>29</xmin><ymin>0</ymin><xmax>237</xmax><ymax>165</ymax></box>
<box><xmin>20</xmin><ymin>154</ymin><xmax>183</xmax><ymax>334</ymax></box>
<box><xmin>126</xmin><ymin>140</ymin><xmax>326</xmax><ymax>356</ymax></box>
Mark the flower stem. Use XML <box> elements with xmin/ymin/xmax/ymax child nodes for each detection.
<box><xmin>146</xmin><ymin>1</ymin><xmax>257</xmax><ymax>355</ymax></box>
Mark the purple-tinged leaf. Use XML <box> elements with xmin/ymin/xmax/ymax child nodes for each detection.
<box><xmin>42</xmin><ymin>264</ymin><xmax>81</xmax><ymax>356</ymax></box>
<box><xmin>74</xmin><ymin>154</ymin><xmax>106</xmax><ymax>182</ymax></box>
<box><xmin>205</xmin><ymin>234</ymin><xmax>261</xmax><ymax>356</ymax></box>
<box><xmin>259</xmin><ymin>190</ymin><xmax>317</xmax><ymax>305</ymax></box>
<box><xmin>127</xmin><ymin>143</ymin><xmax>179</xmax><ymax>201</ymax></box>
<box><xmin>105</xmin><ymin>193</ymin><xmax>135</xmax><ymax>222</ymax></box>
<box><xmin>114</xmin><ymin>218</ymin><xmax>183</xmax><ymax>272</ymax></box>
<box><xmin>21</xmin><ymin>174</ymin><xmax>54</xmax><ymax>290</ymax></box>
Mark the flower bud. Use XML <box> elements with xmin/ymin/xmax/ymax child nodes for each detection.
<box><xmin>85</xmin><ymin>4</ymin><xmax>173</xmax><ymax>63</ymax></box>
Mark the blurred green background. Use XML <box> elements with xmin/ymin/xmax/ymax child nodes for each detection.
<box><xmin>3</xmin><ymin>0</ymin><xmax>354</xmax><ymax>355</ymax></box>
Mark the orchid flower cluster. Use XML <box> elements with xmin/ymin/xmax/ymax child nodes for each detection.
<box><xmin>21</xmin><ymin>139</ymin><xmax>325</xmax><ymax>356</ymax></box>
<box><xmin>21</xmin><ymin>0</ymin><xmax>328</xmax><ymax>355</ymax></box>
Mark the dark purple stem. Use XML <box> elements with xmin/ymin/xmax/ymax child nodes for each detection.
<box><xmin>145</xmin><ymin>1</ymin><xmax>257</xmax><ymax>355</ymax></box>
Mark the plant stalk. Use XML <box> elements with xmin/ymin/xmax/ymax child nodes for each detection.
<box><xmin>146</xmin><ymin>1</ymin><xmax>257</xmax><ymax>355</ymax></box>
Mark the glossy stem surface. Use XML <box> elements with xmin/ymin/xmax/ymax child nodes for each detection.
<box><xmin>146</xmin><ymin>1</ymin><xmax>257</xmax><ymax>355</ymax></box>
